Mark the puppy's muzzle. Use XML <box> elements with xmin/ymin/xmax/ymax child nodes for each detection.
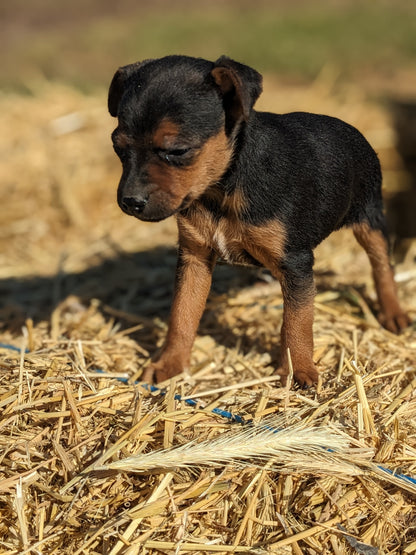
<box><xmin>120</xmin><ymin>195</ymin><xmax>148</xmax><ymax>217</ymax></box>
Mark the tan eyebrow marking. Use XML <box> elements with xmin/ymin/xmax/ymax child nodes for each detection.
<box><xmin>152</xmin><ymin>118</ymin><xmax>180</xmax><ymax>149</ymax></box>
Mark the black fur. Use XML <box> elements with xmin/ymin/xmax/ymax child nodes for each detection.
<box><xmin>226</xmin><ymin>111</ymin><xmax>385</xmax><ymax>246</ymax></box>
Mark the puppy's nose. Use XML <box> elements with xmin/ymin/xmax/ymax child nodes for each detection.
<box><xmin>121</xmin><ymin>196</ymin><xmax>148</xmax><ymax>216</ymax></box>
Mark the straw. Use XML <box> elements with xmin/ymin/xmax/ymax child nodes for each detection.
<box><xmin>1</xmin><ymin>79</ymin><xmax>415</xmax><ymax>553</ymax></box>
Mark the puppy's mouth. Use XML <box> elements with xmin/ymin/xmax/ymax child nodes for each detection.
<box><xmin>120</xmin><ymin>197</ymin><xmax>186</xmax><ymax>222</ymax></box>
<box><xmin>134</xmin><ymin>212</ymin><xmax>173</xmax><ymax>223</ymax></box>
<box><xmin>137</xmin><ymin>199</ymin><xmax>194</xmax><ymax>222</ymax></box>
<box><xmin>140</xmin><ymin>197</ymin><xmax>191</xmax><ymax>222</ymax></box>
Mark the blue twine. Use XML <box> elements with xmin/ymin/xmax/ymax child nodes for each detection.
<box><xmin>143</xmin><ymin>382</ymin><xmax>247</xmax><ymax>424</ymax></box>
<box><xmin>0</xmin><ymin>342</ymin><xmax>30</xmax><ymax>354</ymax></box>
<box><xmin>103</xmin><ymin>374</ymin><xmax>247</xmax><ymax>424</ymax></box>
<box><xmin>376</xmin><ymin>464</ymin><xmax>416</xmax><ymax>486</ymax></box>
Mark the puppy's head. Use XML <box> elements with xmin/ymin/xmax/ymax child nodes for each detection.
<box><xmin>109</xmin><ymin>55</ymin><xmax>262</xmax><ymax>222</ymax></box>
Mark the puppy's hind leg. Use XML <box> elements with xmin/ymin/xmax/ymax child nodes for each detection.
<box><xmin>352</xmin><ymin>220</ymin><xmax>410</xmax><ymax>333</ymax></box>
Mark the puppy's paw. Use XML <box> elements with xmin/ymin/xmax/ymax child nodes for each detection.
<box><xmin>276</xmin><ymin>364</ymin><xmax>319</xmax><ymax>388</ymax></box>
<box><xmin>379</xmin><ymin>310</ymin><xmax>411</xmax><ymax>334</ymax></box>
<box><xmin>294</xmin><ymin>366</ymin><xmax>320</xmax><ymax>388</ymax></box>
<box><xmin>141</xmin><ymin>358</ymin><xmax>185</xmax><ymax>384</ymax></box>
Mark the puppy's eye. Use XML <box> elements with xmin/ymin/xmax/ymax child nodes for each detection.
<box><xmin>156</xmin><ymin>147</ymin><xmax>193</xmax><ymax>165</ymax></box>
<box><xmin>167</xmin><ymin>147</ymin><xmax>191</xmax><ymax>157</ymax></box>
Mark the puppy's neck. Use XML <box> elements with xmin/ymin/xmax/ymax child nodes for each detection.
<box><xmin>202</xmin><ymin>182</ymin><xmax>246</xmax><ymax>218</ymax></box>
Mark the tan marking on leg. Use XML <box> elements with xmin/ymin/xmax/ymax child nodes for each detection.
<box><xmin>243</xmin><ymin>222</ymin><xmax>317</xmax><ymax>386</ymax></box>
<box><xmin>143</xmin><ymin>237</ymin><xmax>216</xmax><ymax>384</ymax></box>
<box><xmin>278</xmin><ymin>285</ymin><xmax>318</xmax><ymax>386</ymax></box>
<box><xmin>353</xmin><ymin>222</ymin><xmax>409</xmax><ymax>333</ymax></box>
<box><xmin>177</xmin><ymin>206</ymin><xmax>217</xmax><ymax>250</ymax></box>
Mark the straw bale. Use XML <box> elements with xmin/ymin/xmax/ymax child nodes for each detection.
<box><xmin>0</xmin><ymin>79</ymin><xmax>415</xmax><ymax>553</ymax></box>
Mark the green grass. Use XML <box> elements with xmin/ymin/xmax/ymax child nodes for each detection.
<box><xmin>2</xmin><ymin>2</ymin><xmax>416</xmax><ymax>92</ymax></box>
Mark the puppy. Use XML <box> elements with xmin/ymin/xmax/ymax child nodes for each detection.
<box><xmin>108</xmin><ymin>55</ymin><xmax>409</xmax><ymax>386</ymax></box>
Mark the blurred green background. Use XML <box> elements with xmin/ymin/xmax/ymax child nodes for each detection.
<box><xmin>1</xmin><ymin>0</ymin><xmax>415</xmax><ymax>93</ymax></box>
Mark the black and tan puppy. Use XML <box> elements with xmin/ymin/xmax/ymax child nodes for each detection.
<box><xmin>108</xmin><ymin>55</ymin><xmax>409</xmax><ymax>386</ymax></box>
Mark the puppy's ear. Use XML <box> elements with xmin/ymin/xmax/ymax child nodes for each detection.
<box><xmin>211</xmin><ymin>56</ymin><xmax>263</xmax><ymax>131</ymax></box>
<box><xmin>108</xmin><ymin>60</ymin><xmax>153</xmax><ymax>117</ymax></box>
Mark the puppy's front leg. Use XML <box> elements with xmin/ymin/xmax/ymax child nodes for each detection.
<box><xmin>142</xmin><ymin>241</ymin><xmax>217</xmax><ymax>383</ymax></box>
<box><xmin>278</xmin><ymin>251</ymin><xmax>319</xmax><ymax>387</ymax></box>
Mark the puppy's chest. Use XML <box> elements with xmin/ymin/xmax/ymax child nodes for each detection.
<box><xmin>212</xmin><ymin>226</ymin><xmax>255</xmax><ymax>265</ymax></box>
<box><xmin>181</xmin><ymin>211</ymin><xmax>260</xmax><ymax>266</ymax></box>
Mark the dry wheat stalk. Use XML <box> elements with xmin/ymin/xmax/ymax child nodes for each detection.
<box><xmin>96</xmin><ymin>414</ymin><xmax>366</xmax><ymax>476</ymax></box>
<box><xmin>92</xmin><ymin>412</ymin><xmax>416</xmax><ymax>495</ymax></box>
